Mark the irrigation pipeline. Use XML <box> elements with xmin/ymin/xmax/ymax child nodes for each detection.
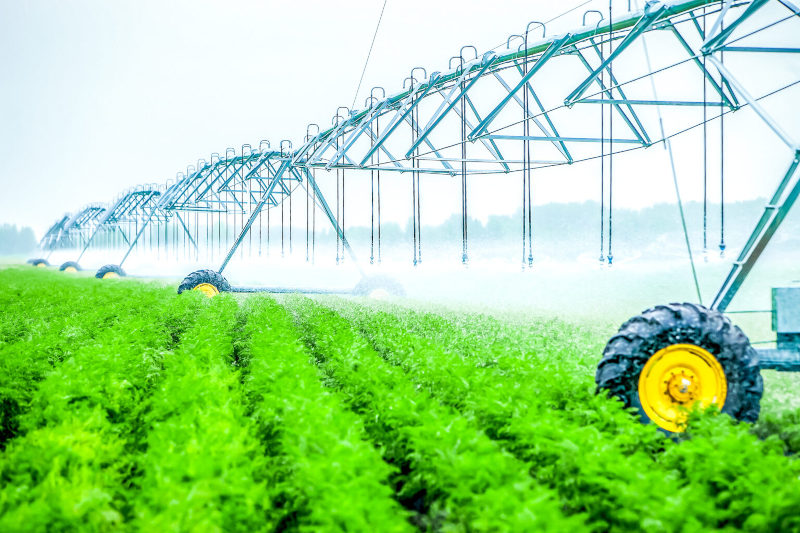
<box><xmin>42</xmin><ymin>0</ymin><xmax>800</xmax><ymax>287</ymax></box>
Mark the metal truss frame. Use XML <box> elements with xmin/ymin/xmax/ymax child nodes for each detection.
<box><xmin>41</xmin><ymin>0</ymin><xmax>800</xmax><ymax>312</ymax></box>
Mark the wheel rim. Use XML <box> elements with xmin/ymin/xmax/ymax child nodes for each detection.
<box><xmin>36</xmin><ymin>263</ymin><xmax>46</xmax><ymax>268</ymax></box>
<box><xmin>638</xmin><ymin>343</ymin><xmax>727</xmax><ymax>433</ymax></box>
<box><xmin>193</xmin><ymin>282</ymin><xmax>220</xmax><ymax>298</ymax></box>
<box><xmin>64</xmin><ymin>266</ymin><xmax>77</xmax><ymax>273</ymax></box>
<box><xmin>102</xmin><ymin>271</ymin><xmax>119</xmax><ymax>279</ymax></box>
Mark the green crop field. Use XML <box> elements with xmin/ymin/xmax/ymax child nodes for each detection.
<box><xmin>1</xmin><ymin>267</ymin><xmax>799</xmax><ymax>532</ymax></box>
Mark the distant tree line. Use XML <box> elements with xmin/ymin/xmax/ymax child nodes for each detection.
<box><xmin>0</xmin><ymin>224</ymin><xmax>37</xmax><ymax>255</ymax></box>
<box><xmin>342</xmin><ymin>199</ymin><xmax>800</xmax><ymax>259</ymax></box>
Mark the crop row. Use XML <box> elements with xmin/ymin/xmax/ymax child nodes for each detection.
<box><xmin>283</xmin><ymin>295</ymin><xmax>584</xmax><ymax>531</ymax></box>
<box><xmin>0</xmin><ymin>269</ymin><xmax>192</xmax><ymax>447</ymax></box>
<box><xmin>132</xmin><ymin>296</ymin><xmax>275</xmax><ymax>530</ymax></box>
<box><xmin>0</xmin><ymin>271</ymin><xmax>203</xmax><ymax>530</ymax></box>
<box><xmin>323</xmin><ymin>297</ymin><xmax>800</xmax><ymax>531</ymax></box>
<box><xmin>2</xmin><ymin>268</ymin><xmax>799</xmax><ymax>531</ymax></box>
<box><xmin>0</xmin><ymin>271</ymin><xmax>440</xmax><ymax>530</ymax></box>
<box><xmin>241</xmin><ymin>297</ymin><xmax>411</xmax><ymax>531</ymax></box>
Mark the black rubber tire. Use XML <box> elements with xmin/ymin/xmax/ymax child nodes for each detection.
<box><xmin>59</xmin><ymin>261</ymin><xmax>82</xmax><ymax>272</ymax></box>
<box><xmin>95</xmin><ymin>264</ymin><xmax>126</xmax><ymax>279</ymax></box>
<box><xmin>352</xmin><ymin>275</ymin><xmax>406</xmax><ymax>298</ymax></box>
<box><xmin>596</xmin><ymin>302</ymin><xmax>763</xmax><ymax>431</ymax></box>
<box><xmin>29</xmin><ymin>258</ymin><xmax>49</xmax><ymax>267</ymax></box>
<box><xmin>177</xmin><ymin>269</ymin><xmax>231</xmax><ymax>294</ymax></box>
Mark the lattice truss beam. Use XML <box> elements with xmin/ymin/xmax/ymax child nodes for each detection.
<box><xmin>44</xmin><ymin>0</ymin><xmax>799</xmax><ymax>277</ymax></box>
<box><xmin>160</xmin><ymin>147</ymin><xmax>301</xmax><ymax>214</ymax></box>
<box><xmin>290</xmin><ymin>0</ymin><xmax>796</xmax><ymax>177</ymax></box>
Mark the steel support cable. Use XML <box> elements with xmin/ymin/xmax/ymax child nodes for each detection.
<box><xmin>599</xmin><ymin>30</ymin><xmax>606</xmax><ymax>263</ymax></box>
<box><xmin>259</xmin><ymin>180</ymin><xmax>263</xmax><ymax>257</ymax></box>
<box><xmin>342</xmin><ymin>167</ymin><xmax>345</xmax><ymax>263</ymax></box>
<box><xmin>416</xmin><ymin>103</ymin><xmax>422</xmax><ymax>265</ymax></box>
<box><xmin>522</xmin><ymin>64</ymin><xmax>528</xmax><ymax>267</ymax></box>
<box><xmin>377</xmin><ymin>116</ymin><xmax>382</xmax><ymax>263</ymax></box>
<box><xmin>306</xmin><ymin>155</ymin><xmax>310</xmax><ymax>262</ymax></box>
<box><xmin>240</xmin><ymin>171</ymin><xmax>244</xmax><ymax>260</ymax></box>
<box><xmin>350</xmin><ymin>0</ymin><xmax>388</xmax><ymax>110</ymax></box>
<box><xmin>638</xmin><ymin>0</ymin><xmax>704</xmax><ymax>304</ymax></box>
<box><xmin>527</xmin><ymin>134</ymin><xmax>533</xmax><ymax>266</ymax></box>
<box><xmin>312</xmin><ymin>168</ymin><xmax>317</xmax><ymax>263</ymax></box>
<box><xmin>607</xmin><ymin>0</ymin><xmax>614</xmax><ymax>265</ymax></box>
<box><xmin>720</xmin><ymin>6</ymin><xmax>726</xmax><ymax>255</ymax></box>
<box><xmin>267</xmin><ymin>170</ymin><xmax>271</xmax><ymax>256</ymax></box>
<box><xmin>410</xmin><ymin>77</ymin><xmax>419</xmax><ymax>266</ymax></box>
<box><xmin>247</xmin><ymin>173</ymin><xmax>252</xmax><ymax>257</ymax></box>
<box><xmin>336</xmin><ymin>145</ymin><xmax>340</xmax><ymax>264</ymax></box>
<box><xmin>370</xmin><ymin>137</ymin><xmax>375</xmax><ymax>264</ymax></box>
<box><xmin>703</xmin><ymin>6</ymin><xmax>709</xmax><ymax>256</ymax></box>
<box><xmin>460</xmin><ymin>58</ymin><xmax>469</xmax><ymax>264</ymax></box>
<box><xmin>518</xmin><ymin>36</ymin><xmax>529</xmax><ymax>267</ymax></box>
<box><xmin>412</xmin><ymin>148</ymin><xmax>417</xmax><ymax>265</ymax></box>
<box><xmin>522</xmin><ymin>24</ymin><xmax>539</xmax><ymax>268</ymax></box>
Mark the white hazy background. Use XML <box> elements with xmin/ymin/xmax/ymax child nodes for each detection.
<box><xmin>0</xmin><ymin>0</ymin><xmax>798</xmax><ymax>238</ymax></box>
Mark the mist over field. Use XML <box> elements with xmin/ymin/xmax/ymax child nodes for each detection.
<box><xmin>38</xmin><ymin>196</ymin><xmax>800</xmax><ymax>329</ymax></box>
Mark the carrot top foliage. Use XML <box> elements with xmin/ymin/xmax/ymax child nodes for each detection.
<box><xmin>0</xmin><ymin>267</ymin><xmax>799</xmax><ymax>531</ymax></box>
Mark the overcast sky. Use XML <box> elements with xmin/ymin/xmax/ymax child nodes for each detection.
<box><xmin>1</xmin><ymin>0</ymin><xmax>798</xmax><ymax>238</ymax></box>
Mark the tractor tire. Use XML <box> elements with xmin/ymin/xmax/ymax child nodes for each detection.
<box><xmin>596</xmin><ymin>302</ymin><xmax>763</xmax><ymax>433</ymax></box>
<box><xmin>353</xmin><ymin>275</ymin><xmax>406</xmax><ymax>299</ymax></box>
<box><xmin>95</xmin><ymin>264</ymin><xmax>126</xmax><ymax>279</ymax></box>
<box><xmin>29</xmin><ymin>258</ymin><xmax>49</xmax><ymax>268</ymax></box>
<box><xmin>59</xmin><ymin>261</ymin><xmax>82</xmax><ymax>273</ymax></box>
<box><xmin>177</xmin><ymin>269</ymin><xmax>231</xmax><ymax>298</ymax></box>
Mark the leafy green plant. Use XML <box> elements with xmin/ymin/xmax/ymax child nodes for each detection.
<box><xmin>1</xmin><ymin>268</ymin><xmax>798</xmax><ymax>532</ymax></box>
<box><xmin>0</xmin><ymin>269</ymin><xmax>202</xmax><ymax>530</ymax></box>
<box><xmin>753</xmin><ymin>407</ymin><xmax>800</xmax><ymax>455</ymax></box>
<box><xmin>132</xmin><ymin>295</ymin><xmax>274</xmax><ymax>531</ymax></box>
<box><xmin>283</xmin><ymin>295</ymin><xmax>583</xmax><ymax>532</ymax></box>
<box><xmin>324</xmin><ymin>298</ymin><xmax>800</xmax><ymax>531</ymax></box>
<box><xmin>241</xmin><ymin>296</ymin><xmax>412</xmax><ymax>532</ymax></box>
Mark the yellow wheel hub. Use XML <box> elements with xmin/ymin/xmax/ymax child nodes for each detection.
<box><xmin>102</xmin><ymin>271</ymin><xmax>119</xmax><ymax>279</ymax></box>
<box><xmin>193</xmin><ymin>282</ymin><xmax>220</xmax><ymax>298</ymax></box>
<box><xmin>36</xmin><ymin>263</ymin><xmax>46</xmax><ymax>268</ymax></box>
<box><xmin>638</xmin><ymin>343</ymin><xmax>727</xmax><ymax>433</ymax></box>
<box><xmin>64</xmin><ymin>266</ymin><xmax>78</xmax><ymax>273</ymax></box>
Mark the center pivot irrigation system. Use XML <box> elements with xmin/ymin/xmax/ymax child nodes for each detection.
<box><xmin>32</xmin><ymin>0</ymin><xmax>800</xmax><ymax>433</ymax></box>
